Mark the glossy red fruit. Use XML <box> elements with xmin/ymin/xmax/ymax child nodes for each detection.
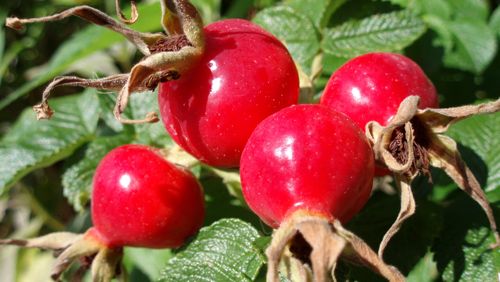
<box><xmin>159</xmin><ymin>19</ymin><xmax>299</xmax><ymax>168</ymax></box>
<box><xmin>240</xmin><ymin>104</ymin><xmax>374</xmax><ymax>228</ymax></box>
<box><xmin>91</xmin><ymin>144</ymin><xmax>205</xmax><ymax>248</ymax></box>
<box><xmin>320</xmin><ymin>52</ymin><xmax>438</xmax><ymax>130</ymax></box>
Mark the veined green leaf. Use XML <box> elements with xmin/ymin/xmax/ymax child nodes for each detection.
<box><xmin>490</xmin><ymin>6</ymin><xmax>500</xmax><ymax>38</ymax></box>
<box><xmin>446</xmin><ymin>111</ymin><xmax>500</xmax><ymax>202</ymax></box>
<box><xmin>253</xmin><ymin>6</ymin><xmax>320</xmax><ymax>74</ymax></box>
<box><xmin>445</xmin><ymin>0</ymin><xmax>489</xmax><ymax>21</ymax></box>
<box><xmin>97</xmin><ymin>90</ymin><xmax>172</xmax><ymax>147</ymax></box>
<box><xmin>285</xmin><ymin>0</ymin><xmax>347</xmax><ymax>29</ymax></box>
<box><xmin>62</xmin><ymin>133</ymin><xmax>132</xmax><ymax>211</ymax></box>
<box><xmin>159</xmin><ymin>219</ymin><xmax>265</xmax><ymax>282</ymax></box>
<box><xmin>433</xmin><ymin>197</ymin><xmax>500</xmax><ymax>282</ymax></box>
<box><xmin>442</xmin><ymin>20</ymin><xmax>497</xmax><ymax>74</ymax></box>
<box><xmin>322</xmin><ymin>10</ymin><xmax>426</xmax><ymax>58</ymax></box>
<box><xmin>0</xmin><ymin>90</ymin><xmax>99</xmax><ymax>193</ymax></box>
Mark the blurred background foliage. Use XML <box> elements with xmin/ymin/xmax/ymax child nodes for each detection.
<box><xmin>0</xmin><ymin>0</ymin><xmax>499</xmax><ymax>281</ymax></box>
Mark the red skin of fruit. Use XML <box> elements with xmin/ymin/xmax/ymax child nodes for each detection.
<box><xmin>240</xmin><ymin>104</ymin><xmax>374</xmax><ymax>228</ymax></box>
<box><xmin>320</xmin><ymin>52</ymin><xmax>438</xmax><ymax>176</ymax></box>
<box><xmin>91</xmin><ymin>144</ymin><xmax>205</xmax><ymax>249</ymax></box>
<box><xmin>320</xmin><ymin>52</ymin><xmax>439</xmax><ymax>130</ymax></box>
<box><xmin>159</xmin><ymin>19</ymin><xmax>299</xmax><ymax>168</ymax></box>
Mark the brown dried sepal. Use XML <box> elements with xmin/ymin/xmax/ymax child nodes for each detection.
<box><xmin>0</xmin><ymin>229</ymin><xmax>124</xmax><ymax>281</ymax></box>
<box><xmin>366</xmin><ymin>96</ymin><xmax>500</xmax><ymax>259</ymax></box>
<box><xmin>5</xmin><ymin>0</ymin><xmax>205</xmax><ymax>124</ymax></box>
<box><xmin>266</xmin><ymin>210</ymin><xmax>405</xmax><ymax>282</ymax></box>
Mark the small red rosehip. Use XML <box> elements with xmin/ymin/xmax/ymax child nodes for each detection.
<box><xmin>0</xmin><ymin>144</ymin><xmax>205</xmax><ymax>281</ymax></box>
<box><xmin>321</xmin><ymin>52</ymin><xmax>438</xmax><ymax>130</ymax></box>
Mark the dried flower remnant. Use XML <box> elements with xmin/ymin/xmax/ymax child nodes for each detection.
<box><xmin>366</xmin><ymin>96</ymin><xmax>500</xmax><ymax>257</ymax></box>
<box><xmin>5</xmin><ymin>0</ymin><xmax>205</xmax><ymax>124</ymax></box>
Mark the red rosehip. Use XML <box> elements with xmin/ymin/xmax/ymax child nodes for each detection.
<box><xmin>0</xmin><ymin>144</ymin><xmax>205</xmax><ymax>281</ymax></box>
<box><xmin>320</xmin><ymin>52</ymin><xmax>438</xmax><ymax>130</ymax></box>
<box><xmin>91</xmin><ymin>144</ymin><xmax>205</xmax><ymax>248</ymax></box>
<box><xmin>240</xmin><ymin>104</ymin><xmax>374</xmax><ymax>228</ymax></box>
<box><xmin>159</xmin><ymin>19</ymin><xmax>299</xmax><ymax>168</ymax></box>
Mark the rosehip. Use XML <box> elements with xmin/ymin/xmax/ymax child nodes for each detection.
<box><xmin>320</xmin><ymin>52</ymin><xmax>438</xmax><ymax>130</ymax></box>
<box><xmin>241</xmin><ymin>104</ymin><xmax>374</xmax><ymax>228</ymax></box>
<box><xmin>159</xmin><ymin>19</ymin><xmax>299</xmax><ymax>167</ymax></box>
<box><xmin>0</xmin><ymin>144</ymin><xmax>205</xmax><ymax>281</ymax></box>
<box><xmin>321</xmin><ymin>52</ymin><xmax>500</xmax><ymax>257</ymax></box>
<box><xmin>91</xmin><ymin>144</ymin><xmax>205</xmax><ymax>248</ymax></box>
<box><xmin>240</xmin><ymin>105</ymin><xmax>403</xmax><ymax>282</ymax></box>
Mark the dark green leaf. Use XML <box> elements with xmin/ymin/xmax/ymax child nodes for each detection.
<box><xmin>124</xmin><ymin>247</ymin><xmax>173</xmax><ymax>281</ymax></box>
<box><xmin>406</xmin><ymin>251</ymin><xmax>439</xmax><ymax>282</ymax></box>
<box><xmin>445</xmin><ymin>0</ymin><xmax>489</xmax><ymax>22</ymax></box>
<box><xmin>191</xmin><ymin>0</ymin><xmax>221</xmax><ymax>23</ymax></box>
<box><xmin>0</xmin><ymin>2</ymin><xmax>162</xmax><ymax>111</ymax></box>
<box><xmin>490</xmin><ymin>6</ymin><xmax>500</xmax><ymax>38</ymax></box>
<box><xmin>159</xmin><ymin>219</ymin><xmax>265</xmax><ymax>282</ymax></box>
<box><xmin>253</xmin><ymin>6</ymin><xmax>320</xmax><ymax>74</ymax></box>
<box><xmin>322</xmin><ymin>10</ymin><xmax>426</xmax><ymax>58</ymax></box>
<box><xmin>432</xmin><ymin>196</ymin><xmax>500</xmax><ymax>282</ymax></box>
<box><xmin>443</xmin><ymin>20</ymin><xmax>497</xmax><ymax>74</ymax></box>
<box><xmin>62</xmin><ymin>133</ymin><xmax>133</xmax><ymax>211</ymax></box>
<box><xmin>446</xmin><ymin>112</ymin><xmax>500</xmax><ymax>202</ymax></box>
<box><xmin>0</xmin><ymin>90</ymin><xmax>99</xmax><ymax>193</ymax></box>
<box><xmin>128</xmin><ymin>92</ymin><xmax>172</xmax><ymax>147</ymax></box>
<box><xmin>285</xmin><ymin>0</ymin><xmax>347</xmax><ymax>29</ymax></box>
<box><xmin>346</xmin><ymin>193</ymin><xmax>443</xmax><ymax>277</ymax></box>
<box><xmin>97</xmin><ymin>90</ymin><xmax>172</xmax><ymax>147</ymax></box>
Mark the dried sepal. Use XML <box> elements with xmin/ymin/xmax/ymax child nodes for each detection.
<box><xmin>0</xmin><ymin>228</ymin><xmax>124</xmax><ymax>281</ymax></box>
<box><xmin>368</xmin><ymin>95</ymin><xmax>500</xmax><ymax>257</ymax></box>
<box><xmin>115</xmin><ymin>0</ymin><xmax>138</xmax><ymax>24</ymax></box>
<box><xmin>33</xmin><ymin>74</ymin><xmax>129</xmax><ymax>120</ymax></box>
<box><xmin>427</xmin><ymin>134</ymin><xmax>500</xmax><ymax>247</ymax></box>
<box><xmin>333</xmin><ymin>221</ymin><xmax>405</xmax><ymax>282</ymax></box>
<box><xmin>6</xmin><ymin>0</ymin><xmax>206</xmax><ymax>124</ymax></box>
<box><xmin>266</xmin><ymin>211</ymin><xmax>404</xmax><ymax>282</ymax></box>
<box><xmin>5</xmin><ymin>5</ymin><xmax>162</xmax><ymax>55</ymax></box>
<box><xmin>377</xmin><ymin>176</ymin><xmax>416</xmax><ymax>258</ymax></box>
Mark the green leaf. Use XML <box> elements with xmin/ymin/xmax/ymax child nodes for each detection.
<box><xmin>0</xmin><ymin>2</ymin><xmax>163</xmax><ymax>111</ymax></box>
<box><xmin>418</xmin><ymin>0</ymin><xmax>452</xmax><ymax>19</ymax></box>
<box><xmin>442</xmin><ymin>20</ymin><xmax>497</xmax><ymax>74</ymax></box>
<box><xmin>0</xmin><ymin>90</ymin><xmax>99</xmax><ymax>194</ymax></box>
<box><xmin>285</xmin><ymin>0</ymin><xmax>347</xmax><ymax>29</ymax></box>
<box><xmin>322</xmin><ymin>10</ymin><xmax>426</xmax><ymax>58</ymax></box>
<box><xmin>62</xmin><ymin>133</ymin><xmax>133</xmax><ymax>211</ymax></box>
<box><xmin>98</xmin><ymin>91</ymin><xmax>172</xmax><ymax>147</ymax></box>
<box><xmin>253</xmin><ymin>6</ymin><xmax>320</xmax><ymax>74</ymax></box>
<box><xmin>347</xmin><ymin>193</ymin><xmax>443</xmax><ymax>276</ymax></box>
<box><xmin>159</xmin><ymin>219</ymin><xmax>265</xmax><ymax>282</ymax></box>
<box><xmin>432</xmin><ymin>196</ymin><xmax>500</xmax><ymax>282</ymax></box>
<box><xmin>124</xmin><ymin>247</ymin><xmax>173</xmax><ymax>280</ymax></box>
<box><xmin>445</xmin><ymin>0</ymin><xmax>489</xmax><ymax>22</ymax></box>
<box><xmin>489</xmin><ymin>6</ymin><xmax>500</xmax><ymax>38</ymax></box>
<box><xmin>446</xmin><ymin>112</ymin><xmax>500</xmax><ymax>202</ymax></box>
<box><xmin>406</xmin><ymin>251</ymin><xmax>439</xmax><ymax>282</ymax></box>
<box><xmin>191</xmin><ymin>0</ymin><xmax>221</xmax><ymax>24</ymax></box>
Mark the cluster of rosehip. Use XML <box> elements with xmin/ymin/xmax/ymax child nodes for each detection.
<box><xmin>2</xmin><ymin>1</ymin><xmax>499</xmax><ymax>281</ymax></box>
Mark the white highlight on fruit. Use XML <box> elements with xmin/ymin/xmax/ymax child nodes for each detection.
<box><xmin>351</xmin><ymin>87</ymin><xmax>370</xmax><ymax>105</ymax></box>
<box><xmin>274</xmin><ymin>136</ymin><xmax>295</xmax><ymax>161</ymax></box>
<box><xmin>119</xmin><ymin>174</ymin><xmax>132</xmax><ymax>190</ymax></box>
<box><xmin>211</xmin><ymin>77</ymin><xmax>222</xmax><ymax>94</ymax></box>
